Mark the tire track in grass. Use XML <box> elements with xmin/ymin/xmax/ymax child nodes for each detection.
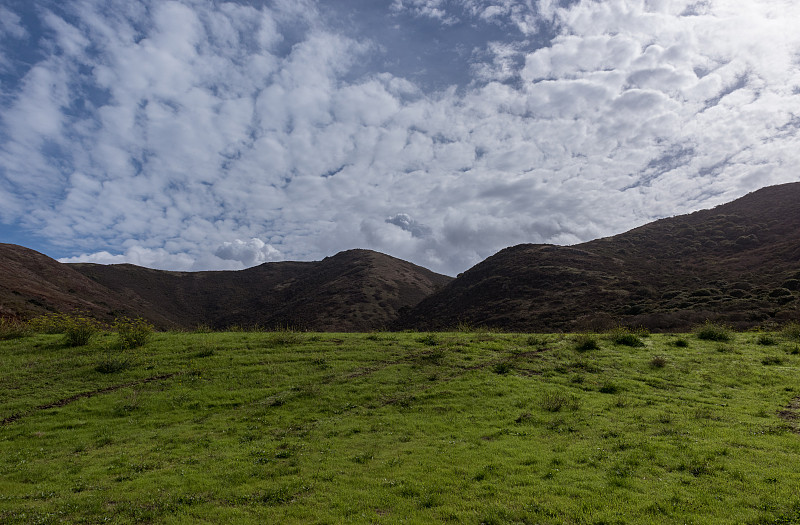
<box><xmin>1</xmin><ymin>372</ymin><xmax>182</xmax><ymax>426</ymax></box>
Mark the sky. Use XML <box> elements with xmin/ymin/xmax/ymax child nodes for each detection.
<box><xmin>1</xmin><ymin>0</ymin><xmax>799</xmax><ymax>276</ymax></box>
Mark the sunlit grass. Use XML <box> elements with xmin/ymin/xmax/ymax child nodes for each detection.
<box><xmin>1</xmin><ymin>330</ymin><xmax>800</xmax><ymax>523</ymax></box>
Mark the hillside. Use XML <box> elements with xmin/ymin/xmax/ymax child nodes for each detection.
<box><xmin>0</xmin><ymin>243</ymin><xmax>166</xmax><ymax>324</ymax></box>
<box><xmin>68</xmin><ymin>249</ymin><xmax>452</xmax><ymax>331</ymax></box>
<box><xmin>0</xmin><ymin>246</ymin><xmax>451</xmax><ymax>331</ymax></box>
<box><xmin>396</xmin><ymin>182</ymin><xmax>800</xmax><ymax>332</ymax></box>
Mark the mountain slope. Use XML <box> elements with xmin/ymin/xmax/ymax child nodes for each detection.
<box><xmin>0</xmin><ymin>243</ymin><xmax>166</xmax><ymax>324</ymax></box>
<box><xmin>67</xmin><ymin>249</ymin><xmax>452</xmax><ymax>331</ymax></box>
<box><xmin>396</xmin><ymin>182</ymin><xmax>800</xmax><ymax>332</ymax></box>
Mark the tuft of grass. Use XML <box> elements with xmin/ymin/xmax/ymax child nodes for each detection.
<box><xmin>599</xmin><ymin>381</ymin><xmax>619</xmax><ymax>394</ymax></box>
<box><xmin>95</xmin><ymin>357</ymin><xmax>131</xmax><ymax>374</ymax></box>
<box><xmin>574</xmin><ymin>333</ymin><xmax>599</xmax><ymax>352</ymax></box>
<box><xmin>607</xmin><ymin>326</ymin><xmax>645</xmax><ymax>347</ymax></box>
<box><xmin>526</xmin><ymin>335</ymin><xmax>550</xmax><ymax>347</ymax></box>
<box><xmin>672</xmin><ymin>338</ymin><xmax>690</xmax><ymax>348</ymax></box>
<box><xmin>263</xmin><ymin>327</ymin><xmax>304</xmax><ymax>347</ymax></box>
<box><xmin>416</xmin><ymin>334</ymin><xmax>439</xmax><ymax>346</ymax></box>
<box><xmin>540</xmin><ymin>391</ymin><xmax>580</xmax><ymax>412</ymax></box>
<box><xmin>649</xmin><ymin>355</ymin><xmax>667</xmax><ymax>368</ymax></box>
<box><xmin>492</xmin><ymin>361</ymin><xmax>512</xmax><ymax>375</ymax></box>
<box><xmin>695</xmin><ymin>320</ymin><xmax>733</xmax><ymax>342</ymax></box>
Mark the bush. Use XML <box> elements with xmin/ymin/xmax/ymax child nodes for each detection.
<box><xmin>672</xmin><ymin>338</ymin><xmax>689</xmax><ymax>348</ymax></box>
<box><xmin>782</xmin><ymin>322</ymin><xmax>800</xmax><ymax>342</ymax></box>
<box><xmin>114</xmin><ymin>316</ymin><xmax>154</xmax><ymax>349</ymax></box>
<box><xmin>574</xmin><ymin>334</ymin><xmax>599</xmax><ymax>352</ymax></box>
<box><xmin>0</xmin><ymin>317</ymin><xmax>29</xmax><ymax>340</ymax></box>
<box><xmin>63</xmin><ymin>315</ymin><xmax>100</xmax><ymax>347</ymax></box>
<box><xmin>27</xmin><ymin>312</ymin><xmax>75</xmax><ymax>334</ymax></box>
<box><xmin>695</xmin><ymin>321</ymin><xmax>733</xmax><ymax>342</ymax></box>
<box><xmin>607</xmin><ymin>327</ymin><xmax>645</xmax><ymax>347</ymax></box>
<box><xmin>649</xmin><ymin>355</ymin><xmax>667</xmax><ymax>368</ymax></box>
<box><xmin>757</xmin><ymin>333</ymin><xmax>777</xmax><ymax>346</ymax></box>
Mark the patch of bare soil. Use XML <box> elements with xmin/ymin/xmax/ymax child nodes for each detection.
<box><xmin>778</xmin><ymin>397</ymin><xmax>800</xmax><ymax>432</ymax></box>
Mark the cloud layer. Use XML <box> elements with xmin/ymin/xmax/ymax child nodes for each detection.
<box><xmin>1</xmin><ymin>0</ymin><xmax>799</xmax><ymax>275</ymax></box>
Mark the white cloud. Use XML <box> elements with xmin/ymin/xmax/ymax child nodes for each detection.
<box><xmin>3</xmin><ymin>0</ymin><xmax>800</xmax><ymax>277</ymax></box>
<box><xmin>214</xmin><ymin>238</ymin><xmax>282</xmax><ymax>267</ymax></box>
<box><xmin>58</xmin><ymin>246</ymin><xmax>196</xmax><ymax>271</ymax></box>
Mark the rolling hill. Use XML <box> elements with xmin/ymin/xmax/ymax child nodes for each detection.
<box><xmin>395</xmin><ymin>182</ymin><xmax>800</xmax><ymax>332</ymax></box>
<box><xmin>0</xmin><ymin>247</ymin><xmax>452</xmax><ymax>331</ymax></box>
<box><xmin>3</xmin><ymin>182</ymin><xmax>799</xmax><ymax>332</ymax></box>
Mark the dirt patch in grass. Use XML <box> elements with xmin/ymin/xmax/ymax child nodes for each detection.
<box><xmin>777</xmin><ymin>397</ymin><xmax>800</xmax><ymax>431</ymax></box>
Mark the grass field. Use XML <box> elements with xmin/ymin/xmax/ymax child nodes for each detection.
<box><xmin>1</xmin><ymin>328</ymin><xmax>800</xmax><ymax>524</ymax></box>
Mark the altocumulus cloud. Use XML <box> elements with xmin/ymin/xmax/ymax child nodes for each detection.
<box><xmin>1</xmin><ymin>0</ymin><xmax>799</xmax><ymax>275</ymax></box>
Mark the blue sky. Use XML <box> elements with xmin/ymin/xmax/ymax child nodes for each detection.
<box><xmin>1</xmin><ymin>0</ymin><xmax>799</xmax><ymax>275</ymax></box>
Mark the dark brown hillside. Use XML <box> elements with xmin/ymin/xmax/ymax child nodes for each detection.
<box><xmin>0</xmin><ymin>243</ymin><xmax>166</xmax><ymax>324</ymax></box>
<box><xmin>396</xmin><ymin>182</ymin><xmax>800</xmax><ymax>332</ymax></box>
<box><xmin>69</xmin><ymin>249</ymin><xmax>452</xmax><ymax>331</ymax></box>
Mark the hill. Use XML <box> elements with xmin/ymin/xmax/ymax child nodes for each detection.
<box><xmin>69</xmin><ymin>249</ymin><xmax>452</xmax><ymax>331</ymax></box>
<box><xmin>0</xmin><ymin>247</ymin><xmax>451</xmax><ymax>331</ymax></box>
<box><xmin>396</xmin><ymin>182</ymin><xmax>800</xmax><ymax>332</ymax></box>
<box><xmin>0</xmin><ymin>243</ymin><xmax>166</xmax><ymax>324</ymax></box>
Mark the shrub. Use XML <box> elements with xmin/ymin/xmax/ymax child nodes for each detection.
<box><xmin>649</xmin><ymin>355</ymin><xmax>667</xmax><ymax>368</ymax></box>
<box><xmin>695</xmin><ymin>321</ymin><xmax>733</xmax><ymax>342</ymax></box>
<box><xmin>757</xmin><ymin>333</ymin><xmax>777</xmax><ymax>346</ymax></box>
<box><xmin>782</xmin><ymin>322</ymin><xmax>800</xmax><ymax>342</ymax></box>
<box><xmin>114</xmin><ymin>316</ymin><xmax>154</xmax><ymax>349</ymax></box>
<box><xmin>672</xmin><ymin>338</ymin><xmax>689</xmax><ymax>348</ymax></box>
<box><xmin>27</xmin><ymin>312</ymin><xmax>75</xmax><ymax>334</ymax></box>
<box><xmin>63</xmin><ymin>315</ymin><xmax>100</xmax><ymax>347</ymax></box>
<box><xmin>0</xmin><ymin>317</ymin><xmax>29</xmax><ymax>340</ymax></box>
<box><xmin>607</xmin><ymin>327</ymin><xmax>645</xmax><ymax>347</ymax></box>
<box><xmin>574</xmin><ymin>334</ymin><xmax>599</xmax><ymax>352</ymax></box>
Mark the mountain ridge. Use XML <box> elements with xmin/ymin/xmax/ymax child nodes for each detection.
<box><xmin>395</xmin><ymin>182</ymin><xmax>800</xmax><ymax>331</ymax></box>
<box><xmin>2</xmin><ymin>182</ymin><xmax>799</xmax><ymax>331</ymax></box>
<box><xmin>0</xmin><ymin>246</ymin><xmax>452</xmax><ymax>331</ymax></box>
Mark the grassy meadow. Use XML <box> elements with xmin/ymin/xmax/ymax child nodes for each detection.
<box><xmin>2</xmin><ymin>325</ymin><xmax>800</xmax><ymax>524</ymax></box>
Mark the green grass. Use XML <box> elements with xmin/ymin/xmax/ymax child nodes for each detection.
<box><xmin>2</xmin><ymin>330</ymin><xmax>800</xmax><ymax>523</ymax></box>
